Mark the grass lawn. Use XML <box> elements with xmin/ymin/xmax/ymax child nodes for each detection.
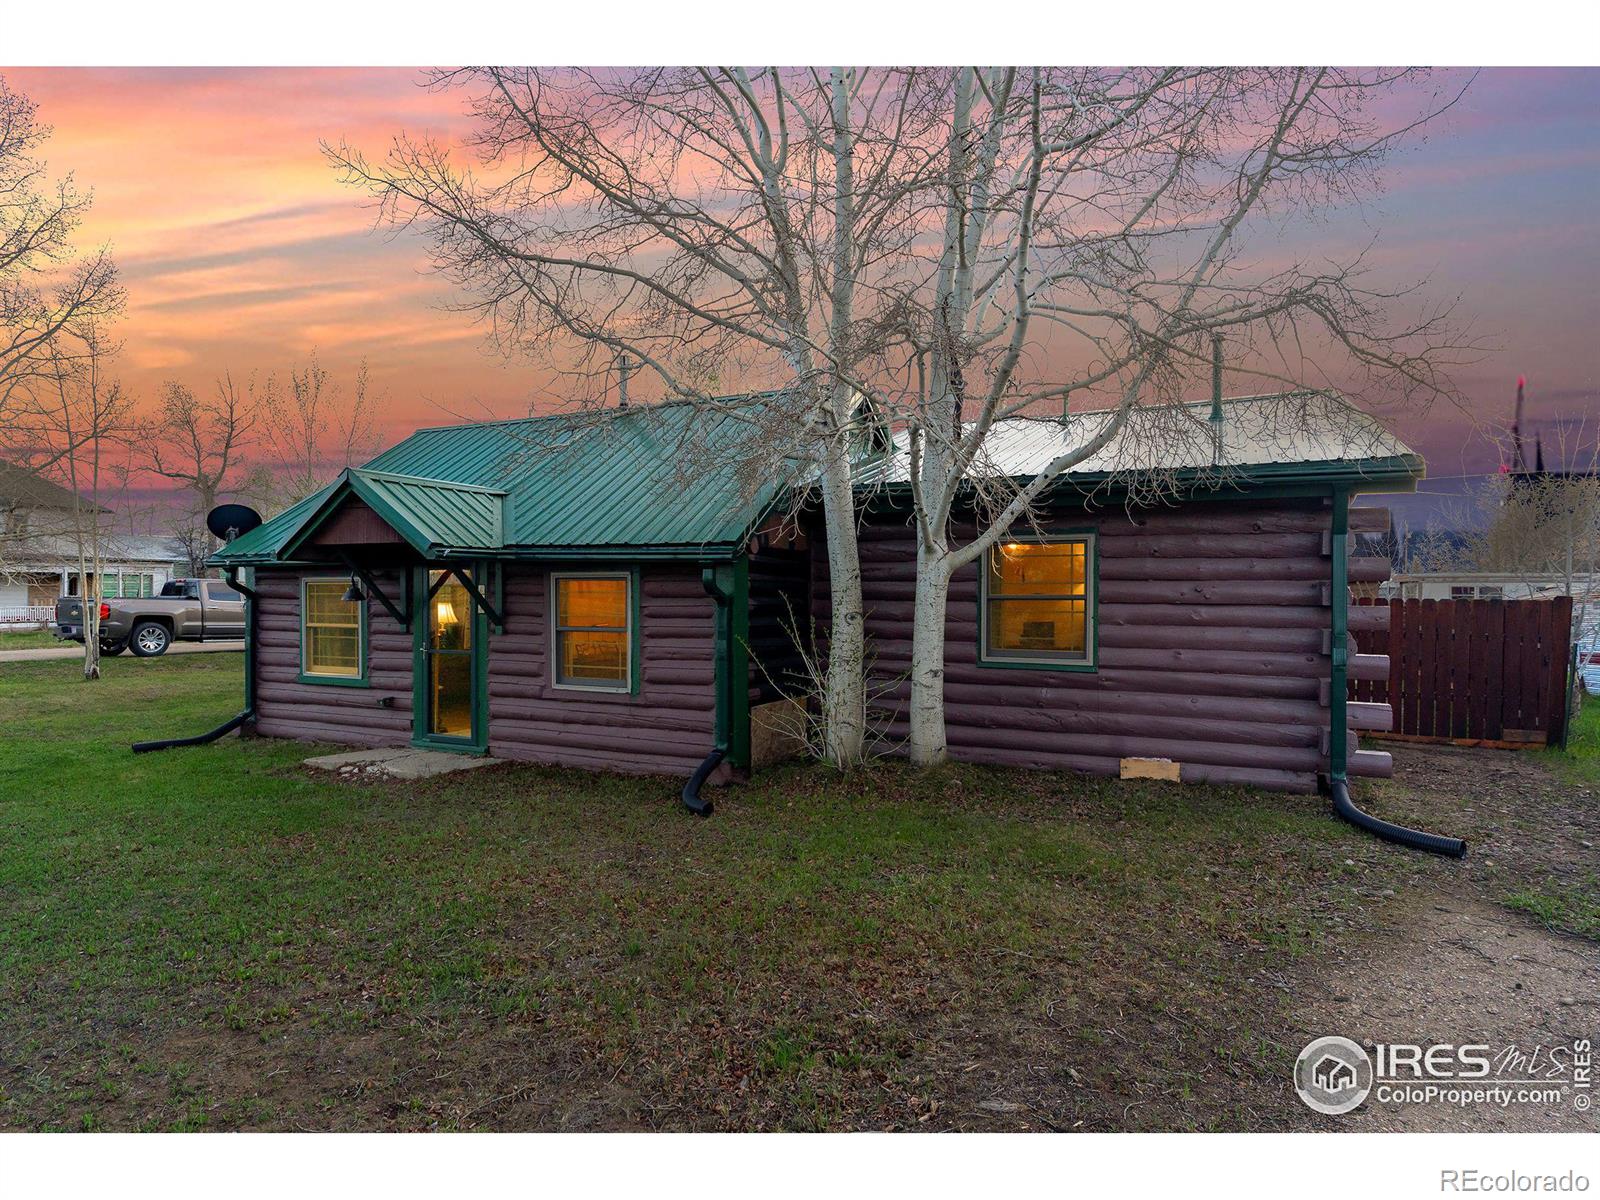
<box><xmin>0</xmin><ymin>654</ymin><xmax>1478</xmax><ymax>1130</ymax></box>
<box><xmin>0</xmin><ymin>629</ymin><xmax>62</xmax><ymax>651</ymax></box>
<box><xmin>1546</xmin><ymin>691</ymin><xmax>1600</xmax><ymax>787</ymax></box>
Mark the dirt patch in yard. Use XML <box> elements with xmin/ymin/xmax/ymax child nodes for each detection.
<box><xmin>1284</xmin><ymin>741</ymin><xmax>1598</xmax><ymax>1133</ymax></box>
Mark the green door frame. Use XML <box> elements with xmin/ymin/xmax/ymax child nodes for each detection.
<box><xmin>411</xmin><ymin>562</ymin><xmax>490</xmax><ymax>753</ymax></box>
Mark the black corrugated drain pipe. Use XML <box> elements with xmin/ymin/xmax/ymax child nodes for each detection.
<box><xmin>682</xmin><ymin>565</ymin><xmax>735</xmax><ymax>816</ymax></box>
<box><xmin>1331</xmin><ymin>777</ymin><xmax>1466</xmax><ymax>858</ymax></box>
<box><xmin>681</xmin><ymin>747</ymin><xmax>725</xmax><ymax>817</ymax></box>
<box><xmin>133</xmin><ymin>708</ymin><xmax>254</xmax><ymax>753</ymax></box>
<box><xmin>132</xmin><ymin>567</ymin><xmax>257</xmax><ymax>753</ymax></box>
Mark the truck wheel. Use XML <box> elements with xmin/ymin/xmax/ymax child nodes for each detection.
<box><xmin>100</xmin><ymin>639</ymin><xmax>129</xmax><ymax>656</ymax></box>
<box><xmin>130</xmin><ymin>622</ymin><xmax>171</xmax><ymax>657</ymax></box>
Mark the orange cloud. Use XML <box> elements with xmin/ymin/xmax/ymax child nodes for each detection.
<box><xmin>6</xmin><ymin>66</ymin><xmax>542</xmax><ymax>448</ymax></box>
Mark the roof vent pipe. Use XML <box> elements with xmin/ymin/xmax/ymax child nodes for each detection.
<box><xmin>617</xmin><ymin>354</ymin><xmax>632</xmax><ymax>408</ymax></box>
<box><xmin>1209</xmin><ymin>334</ymin><xmax>1224</xmax><ymax>424</ymax></box>
<box><xmin>1209</xmin><ymin>334</ymin><xmax>1224</xmax><ymax>466</ymax></box>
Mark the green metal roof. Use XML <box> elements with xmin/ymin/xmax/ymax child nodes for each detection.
<box><xmin>212</xmin><ymin>389</ymin><xmax>1416</xmax><ymax>570</ymax></box>
<box><xmin>277</xmin><ymin>468</ymin><xmax>506</xmax><ymax>560</ymax></box>
<box><xmin>212</xmin><ymin>398</ymin><xmax>792</xmax><ymax>566</ymax></box>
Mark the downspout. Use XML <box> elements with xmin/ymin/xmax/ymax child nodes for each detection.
<box><xmin>682</xmin><ymin>564</ymin><xmax>734</xmax><ymax>816</ymax></box>
<box><xmin>132</xmin><ymin>565</ymin><xmax>258</xmax><ymax>753</ymax></box>
<box><xmin>1326</xmin><ymin>486</ymin><xmax>1466</xmax><ymax>858</ymax></box>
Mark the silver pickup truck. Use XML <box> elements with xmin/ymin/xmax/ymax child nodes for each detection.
<box><xmin>54</xmin><ymin>578</ymin><xmax>246</xmax><ymax>657</ymax></box>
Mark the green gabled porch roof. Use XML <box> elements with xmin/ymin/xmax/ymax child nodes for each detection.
<box><xmin>278</xmin><ymin>468</ymin><xmax>507</xmax><ymax>559</ymax></box>
<box><xmin>210</xmin><ymin>397</ymin><xmax>794</xmax><ymax>567</ymax></box>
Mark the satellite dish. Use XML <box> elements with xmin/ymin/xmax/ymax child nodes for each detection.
<box><xmin>207</xmin><ymin>503</ymin><xmax>263</xmax><ymax>543</ymax></box>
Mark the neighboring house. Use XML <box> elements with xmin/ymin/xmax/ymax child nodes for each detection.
<box><xmin>0</xmin><ymin>461</ymin><xmax>185</xmax><ymax>622</ymax></box>
<box><xmin>1382</xmin><ymin>571</ymin><xmax>1600</xmax><ymax>603</ymax></box>
<box><xmin>209</xmin><ymin>391</ymin><xmax>1419</xmax><ymax>794</ymax></box>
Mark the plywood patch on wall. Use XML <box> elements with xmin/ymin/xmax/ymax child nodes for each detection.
<box><xmin>1120</xmin><ymin>757</ymin><xmax>1181</xmax><ymax>782</ymax></box>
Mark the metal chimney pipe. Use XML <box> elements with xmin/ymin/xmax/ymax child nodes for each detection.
<box><xmin>618</xmin><ymin>354</ymin><xmax>632</xmax><ymax>408</ymax></box>
<box><xmin>1210</xmin><ymin>334</ymin><xmax>1224</xmax><ymax>423</ymax></box>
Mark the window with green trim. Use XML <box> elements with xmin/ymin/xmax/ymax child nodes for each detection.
<box><xmin>551</xmin><ymin>573</ymin><xmax>632</xmax><ymax>690</ymax></box>
<box><xmin>980</xmin><ymin>535</ymin><xmax>1095</xmax><ymax>667</ymax></box>
<box><xmin>301</xmin><ymin>577</ymin><xmax>364</xmax><ymax>679</ymax></box>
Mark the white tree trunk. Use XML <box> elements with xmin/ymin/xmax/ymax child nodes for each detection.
<box><xmin>818</xmin><ymin>447</ymin><xmax>866</xmax><ymax>768</ymax></box>
<box><xmin>908</xmin><ymin>548</ymin><xmax>950</xmax><ymax>765</ymax></box>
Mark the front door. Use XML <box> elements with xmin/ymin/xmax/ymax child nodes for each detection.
<box><xmin>417</xmin><ymin>567</ymin><xmax>483</xmax><ymax>748</ymax></box>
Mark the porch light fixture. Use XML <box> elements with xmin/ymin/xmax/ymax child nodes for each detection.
<box><xmin>342</xmin><ymin>574</ymin><xmax>365</xmax><ymax>604</ymax></box>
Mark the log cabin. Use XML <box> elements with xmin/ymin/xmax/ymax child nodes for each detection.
<box><xmin>207</xmin><ymin>390</ymin><xmax>1421</xmax><ymax>796</ymax></box>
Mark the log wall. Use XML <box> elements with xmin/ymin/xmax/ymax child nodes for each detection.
<box><xmin>813</xmin><ymin>496</ymin><xmax>1392</xmax><ymax>793</ymax></box>
<box><xmin>485</xmin><ymin>564</ymin><xmax>721</xmax><ymax>776</ymax></box>
<box><xmin>747</xmin><ymin>540</ymin><xmax>812</xmax><ymax>706</ymax></box>
<box><xmin>253</xmin><ymin>567</ymin><xmax>415</xmax><ymax>746</ymax></box>
<box><xmin>252</xmin><ymin>563</ymin><xmax>723</xmax><ymax>777</ymax></box>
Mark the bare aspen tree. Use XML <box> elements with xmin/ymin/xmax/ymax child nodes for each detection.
<box><xmin>141</xmin><ymin>372</ymin><xmax>260</xmax><ymax>552</ymax></box>
<box><xmin>0</xmin><ymin>74</ymin><xmax>126</xmax><ymax>676</ymax></box>
<box><xmin>0</xmin><ymin>75</ymin><xmax>121</xmax><ymax>432</ymax></box>
<box><xmin>326</xmin><ymin>68</ymin><xmax>946</xmax><ymax>767</ymax></box>
<box><xmin>327</xmin><ymin>67</ymin><xmax>1473</xmax><ymax>769</ymax></box>
<box><xmin>1470</xmin><ymin>417</ymin><xmax>1600</xmax><ymax>636</ymax></box>
<box><xmin>26</xmin><ymin>327</ymin><xmax>134</xmax><ymax>679</ymax></box>
<box><xmin>258</xmin><ymin>353</ymin><xmax>378</xmax><ymax>505</ymax></box>
<box><xmin>888</xmin><ymin>67</ymin><xmax>1474</xmax><ymax>763</ymax></box>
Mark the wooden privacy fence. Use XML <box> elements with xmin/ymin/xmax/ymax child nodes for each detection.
<box><xmin>1350</xmin><ymin>597</ymin><xmax>1573</xmax><ymax>746</ymax></box>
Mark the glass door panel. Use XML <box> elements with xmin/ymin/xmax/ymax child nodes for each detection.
<box><xmin>425</xmin><ymin>571</ymin><xmax>474</xmax><ymax>739</ymax></box>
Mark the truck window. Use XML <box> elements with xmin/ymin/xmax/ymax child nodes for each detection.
<box><xmin>209</xmin><ymin>584</ymin><xmax>242</xmax><ymax>603</ymax></box>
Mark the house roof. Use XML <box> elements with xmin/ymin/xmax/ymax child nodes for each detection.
<box><xmin>211</xmin><ymin>397</ymin><xmax>798</xmax><ymax>565</ymax></box>
<box><xmin>279</xmin><ymin>469</ymin><xmax>507</xmax><ymax>560</ymax></box>
<box><xmin>861</xmin><ymin>392</ymin><xmax>1421</xmax><ymax>490</ymax></box>
<box><xmin>211</xmin><ymin>389</ymin><xmax>1421</xmax><ymax>568</ymax></box>
<box><xmin>0</xmin><ymin>460</ymin><xmax>107</xmax><ymax>512</ymax></box>
<box><xmin>2</xmin><ymin>531</ymin><xmax>185</xmax><ymax>570</ymax></box>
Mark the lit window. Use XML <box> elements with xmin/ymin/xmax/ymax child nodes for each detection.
<box><xmin>301</xmin><ymin>578</ymin><xmax>363</xmax><ymax>679</ymax></box>
<box><xmin>552</xmin><ymin>574</ymin><xmax>631</xmax><ymax>690</ymax></box>
<box><xmin>981</xmin><ymin>537</ymin><xmax>1095</xmax><ymax>667</ymax></box>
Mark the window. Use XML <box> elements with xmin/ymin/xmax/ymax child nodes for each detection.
<box><xmin>209</xmin><ymin>583</ymin><xmax>242</xmax><ymax>603</ymax></box>
<box><xmin>980</xmin><ymin>536</ymin><xmax>1095</xmax><ymax>668</ymax></box>
<box><xmin>1450</xmin><ymin>586</ymin><xmax>1476</xmax><ymax>600</ymax></box>
<box><xmin>301</xmin><ymin>578</ymin><xmax>364</xmax><ymax>680</ymax></box>
<box><xmin>552</xmin><ymin>573</ymin><xmax>632</xmax><ymax>690</ymax></box>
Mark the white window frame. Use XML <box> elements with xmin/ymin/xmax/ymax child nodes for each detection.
<box><xmin>549</xmin><ymin>570</ymin><xmax>634</xmax><ymax>693</ymax></box>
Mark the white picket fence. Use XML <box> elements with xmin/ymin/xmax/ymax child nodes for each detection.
<box><xmin>0</xmin><ymin>605</ymin><xmax>55</xmax><ymax>627</ymax></box>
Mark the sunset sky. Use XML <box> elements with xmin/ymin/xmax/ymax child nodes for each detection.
<box><xmin>6</xmin><ymin>66</ymin><xmax>1598</xmax><ymax>497</ymax></box>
